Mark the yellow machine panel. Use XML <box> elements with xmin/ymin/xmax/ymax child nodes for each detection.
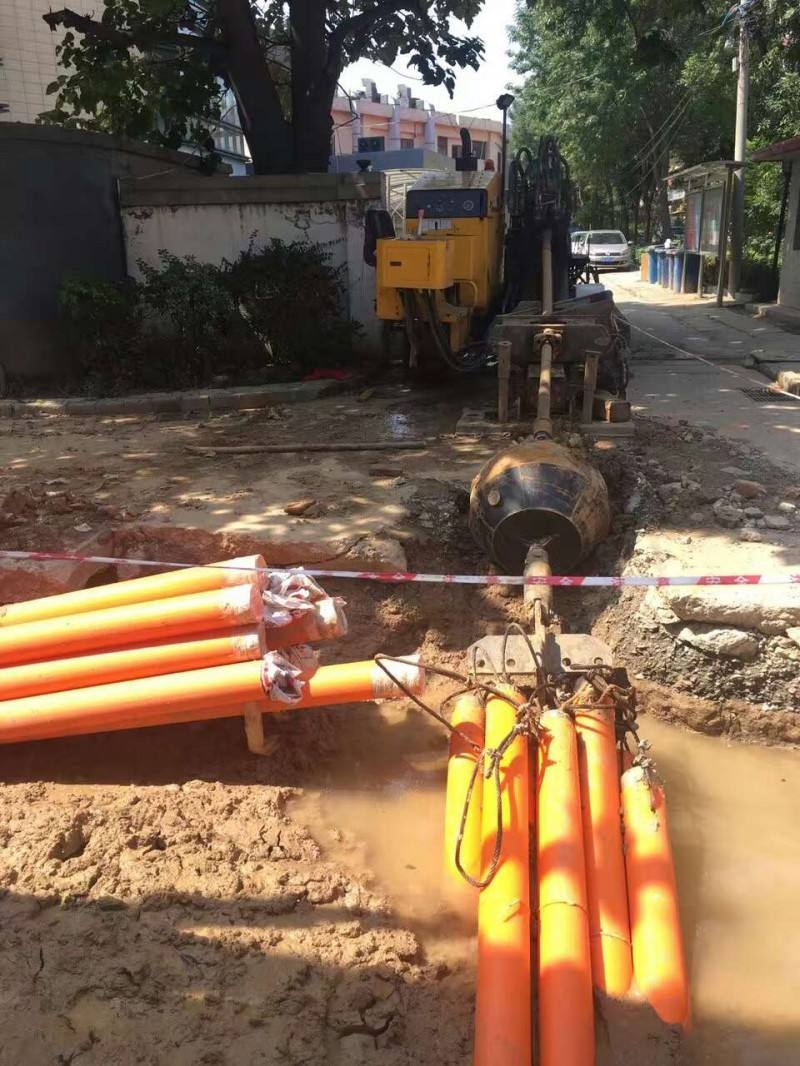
<box><xmin>377</xmin><ymin>237</ymin><xmax>455</xmax><ymax>291</ymax></box>
<box><xmin>375</xmin><ymin>169</ymin><xmax>503</xmax><ymax>359</ymax></box>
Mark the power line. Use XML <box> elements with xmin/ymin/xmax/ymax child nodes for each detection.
<box><xmin>617</xmin><ymin>93</ymin><xmax>691</xmax><ymax>176</ymax></box>
<box><xmin>621</xmin><ymin>96</ymin><xmax>692</xmax><ymax>200</ymax></box>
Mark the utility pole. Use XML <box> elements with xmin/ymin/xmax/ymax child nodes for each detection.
<box><xmin>496</xmin><ymin>93</ymin><xmax>515</xmax><ymax>224</ymax></box>
<box><xmin>728</xmin><ymin>2</ymin><xmax>751</xmax><ymax>297</ymax></box>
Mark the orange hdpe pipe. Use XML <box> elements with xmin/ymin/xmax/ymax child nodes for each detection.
<box><xmin>575</xmin><ymin>702</ymin><xmax>633</xmax><ymax>996</ymax></box>
<box><xmin>0</xmin><ymin>657</ymin><xmax>426</xmax><ymax>744</ymax></box>
<box><xmin>0</xmin><ymin>584</ymin><xmax>264</xmax><ymax>668</ymax></box>
<box><xmin>0</xmin><ymin>555</ymin><xmax>267</xmax><ymax>628</ymax></box>
<box><xmin>537</xmin><ymin>708</ymin><xmax>594</xmax><ymax>1066</ymax></box>
<box><xmin>474</xmin><ymin>687</ymin><xmax>531</xmax><ymax>1066</ymax></box>
<box><xmin>443</xmin><ymin>692</ymin><xmax>485</xmax><ymax>907</ymax></box>
<box><xmin>264</xmin><ymin>598</ymin><xmax>348</xmax><ymax>648</ymax></box>
<box><xmin>0</xmin><ymin>626</ymin><xmax>265</xmax><ymax>702</ymax></box>
<box><xmin>621</xmin><ymin>766</ymin><xmax>689</xmax><ymax>1027</ymax></box>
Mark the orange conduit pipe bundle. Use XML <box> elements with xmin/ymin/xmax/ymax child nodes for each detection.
<box><xmin>537</xmin><ymin>708</ymin><xmax>594</xmax><ymax>1066</ymax></box>
<box><xmin>0</xmin><ymin>583</ymin><xmax>265</xmax><ymax>668</ymax></box>
<box><xmin>474</xmin><ymin>687</ymin><xmax>531</xmax><ymax>1066</ymax></box>
<box><xmin>264</xmin><ymin>597</ymin><xmax>348</xmax><ymax>648</ymax></box>
<box><xmin>0</xmin><ymin>655</ymin><xmax>426</xmax><ymax>744</ymax></box>
<box><xmin>0</xmin><ymin>557</ymin><xmax>373</xmax><ymax>745</ymax></box>
<box><xmin>0</xmin><ymin>626</ymin><xmax>266</xmax><ymax>702</ymax></box>
<box><xmin>621</xmin><ymin>766</ymin><xmax>689</xmax><ymax>1027</ymax></box>
<box><xmin>575</xmin><ymin>699</ymin><xmax>633</xmax><ymax>997</ymax></box>
<box><xmin>443</xmin><ymin>692</ymin><xmax>485</xmax><ymax>909</ymax></box>
<box><xmin>0</xmin><ymin>555</ymin><xmax>267</xmax><ymax>627</ymax></box>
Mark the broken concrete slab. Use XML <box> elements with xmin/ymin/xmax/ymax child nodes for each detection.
<box><xmin>641</xmin><ymin>586</ymin><xmax>682</xmax><ymax>626</ymax></box>
<box><xmin>764</xmin><ymin>515</ymin><xmax>792</xmax><ymax>530</ymax></box>
<box><xmin>651</xmin><ymin>585</ymin><xmax>800</xmax><ymax>636</ymax></box>
<box><xmin>677</xmin><ymin>624</ymin><xmax>759</xmax><ymax>660</ymax></box>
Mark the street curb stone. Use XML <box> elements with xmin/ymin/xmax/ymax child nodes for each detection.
<box><xmin>0</xmin><ymin>379</ymin><xmax>342</xmax><ymax>418</ymax></box>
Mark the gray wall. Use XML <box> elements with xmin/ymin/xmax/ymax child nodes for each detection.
<box><xmin>0</xmin><ymin>124</ymin><xmax>213</xmax><ymax>378</ymax></box>
<box><xmin>118</xmin><ymin>172</ymin><xmax>384</xmax><ymax>351</ymax></box>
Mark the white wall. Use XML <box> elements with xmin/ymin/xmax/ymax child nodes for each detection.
<box><xmin>120</xmin><ymin>188</ymin><xmax>380</xmax><ymax>349</ymax></box>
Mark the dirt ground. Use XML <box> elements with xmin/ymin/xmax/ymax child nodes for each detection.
<box><xmin>1</xmin><ymin>384</ymin><xmax>799</xmax><ymax>1063</ymax></box>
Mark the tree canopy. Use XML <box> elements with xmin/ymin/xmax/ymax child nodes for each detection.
<box><xmin>510</xmin><ymin>0</ymin><xmax>800</xmax><ymax>259</ymax></box>
<box><xmin>41</xmin><ymin>0</ymin><xmax>485</xmax><ymax>173</ymax></box>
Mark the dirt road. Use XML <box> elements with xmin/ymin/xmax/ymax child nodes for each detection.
<box><xmin>1</xmin><ymin>385</ymin><xmax>799</xmax><ymax>1063</ymax></box>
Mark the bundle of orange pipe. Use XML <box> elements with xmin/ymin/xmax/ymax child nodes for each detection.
<box><xmin>0</xmin><ymin>555</ymin><xmax>408</xmax><ymax>744</ymax></box>
<box><xmin>474</xmin><ymin>687</ymin><xmax>531</xmax><ymax>1066</ymax></box>
<box><xmin>459</xmin><ymin>688</ymin><xmax>688</xmax><ymax>1066</ymax></box>
<box><xmin>0</xmin><ymin>656</ymin><xmax>426</xmax><ymax>744</ymax></box>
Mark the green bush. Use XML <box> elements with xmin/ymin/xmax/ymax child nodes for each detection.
<box><xmin>138</xmin><ymin>251</ymin><xmax>242</xmax><ymax>387</ymax></box>
<box><xmin>223</xmin><ymin>239</ymin><xmax>362</xmax><ymax>375</ymax></box>
<box><xmin>57</xmin><ymin>240</ymin><xmax>362</xmax><ymax>395</ymax></box>
<box><xmin>59</xmin><ymin>276</ymin><xmax>144</xmax><ymax>395</ymax></box>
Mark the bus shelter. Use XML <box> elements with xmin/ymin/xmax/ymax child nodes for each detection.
<box><xmin>665</xmin><ymin>160</ymin><xmax>744</xmax><ymax>307</ymax></box>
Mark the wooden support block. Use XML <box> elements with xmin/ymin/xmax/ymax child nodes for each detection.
<box><xmin>579</xmin><ymin>422</ymin><xmax>636</xmax><ymax>438</ymax></box>
<box><xmin>592</xmin><ymin>390</ymin><xmax>632</xmax><ymax>423</ymax></box>
<box><xmin>243</xmin><ymin>703</ymin><xmax>280</xmax><ymax>756</ymax></box>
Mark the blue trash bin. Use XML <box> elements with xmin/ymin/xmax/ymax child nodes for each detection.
<box><xmin>666</xmin><ymin>249</ymin><xmax>677</xmax><ymax>289</ymax></box>
<box><xmin>652</xmin><ymin>247</ymin><xmax>665</xmax><ymax>285</ymax></box>
<box><xmin>658</xmin><ymin>249</ymin><xmax>669</xmax><ymax>287</ymax></box>
<box><xmin>648</xmin><ymin>245</ymin><xmax>661</xmax><ymax>283</ymax></box>
<box><xmin>671</xmin><ymin>250</ymin><xmax>685</xmax><ymax>292</ymax></box>
<box><xmin>683</xmin><ymin>252</ymin><xmax>700</xmax><ymax>292</ymax></box>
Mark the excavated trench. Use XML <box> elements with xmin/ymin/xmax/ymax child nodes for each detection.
<box><xmin>1</xmin><ymin>410</ymin><xmax>799</xmax><ymax>1064</ymax></box>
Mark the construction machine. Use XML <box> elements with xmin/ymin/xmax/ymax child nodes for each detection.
<box><xmin>368</xmin><ymin>127</ymin><xmax>690</xmax><ymax>1066</ymax></box>
<box><xmin>369</xmin><ymin>130</ymin><xmax>631</xmax><ymax>432</ymax></box>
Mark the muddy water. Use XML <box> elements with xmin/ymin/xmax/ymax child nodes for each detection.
<box><xmin>641</xmin><ymin>717</ymin><xmax>800</xmax><ymax>1065</ymax></box>
<box><xmin>294</xmin><ymin>713</ymin><xmax>800</xmax><ymax>1065</ymax></box>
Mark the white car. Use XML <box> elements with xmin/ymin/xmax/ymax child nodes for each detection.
<box><xmin>575</xmin><ymin>230</ymin><xmax>633</xmax><ymax>270</ymax></box>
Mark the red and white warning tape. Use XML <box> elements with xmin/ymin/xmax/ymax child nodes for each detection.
<box><xmin>0</xmin><ymin>549</ymin><xmax>797</xmax><ymax>588</ymax></box>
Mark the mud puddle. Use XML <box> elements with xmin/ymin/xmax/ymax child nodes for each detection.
<box><xmin>293</xmin><ymin>711</ymin><xmax>800</xmax><ymax>1065</ymax></box>
<box><xmin>641</xmin><ymin>716</ymin><xmax>800</xmax><ymax>1064</ymax></box>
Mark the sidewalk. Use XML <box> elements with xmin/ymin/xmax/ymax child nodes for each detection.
<box><xmin>607</xmin><ymin>271</ymin><xmax>800</xmax><ymax>470</ymax></box>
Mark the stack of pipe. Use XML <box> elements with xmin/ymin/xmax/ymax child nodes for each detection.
<box><xmin>0</xmin><ymin>556</ymin><xmax>425</xmax><ymax>744</ymax></box>
<box><xmin>443</xmin><ymin>689</ymin><xmax>689</xmax><ymax>1066</ymax></box>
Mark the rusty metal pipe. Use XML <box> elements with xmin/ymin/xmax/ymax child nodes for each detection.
<box><xmin>533</xmin><ymin>339</ymin><xmax>553</xmax><ymax>440</ymax></box>
<box><xmin>541</xmin><ymin>226</ymin><xmax>554</xmax><ymax>315</ymax></box>
<box><xmin>523</xmin><ymin>543</ymin><xmax>553</xmax><ymax>624</ymax></box>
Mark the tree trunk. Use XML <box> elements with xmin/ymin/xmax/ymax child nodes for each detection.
<box><xmin>606</xmin><ymin>181</ymin><xmax>615</xmax><ymax>227</ymax></box>
<box><xmin>218</xmin><ymin>0</ymin><xmax>291</xmax><ymax>173</ymax></box>
<box><xmin>290</xmin><ymin>0</ymin><xmax>337</xmax><ymax>171</ymax></box>
<box><xmin>658</xmin><ymin>147</ymin><xmax>671</xmax><ymax>238</ymax></box>
<box><xmin>644</xmin><ymin>178</ymin><xmax>653</xmax><ymax>244</ymax></box>
<box><xmin>632</xmin><ymin>192</ymin><xmax>640</xmax><ymax>246</ymax></box>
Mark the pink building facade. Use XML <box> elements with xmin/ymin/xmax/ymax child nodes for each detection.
<box><xmin>331</xmin><ymin>81</ymin><xmax>504</xmax><ymax>169</ymax></box>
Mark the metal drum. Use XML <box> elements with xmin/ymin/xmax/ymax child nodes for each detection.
<box><xmin>469</xmin><ymin>441</ymin><xmax>611</xmax><ymax>572</ymax></box>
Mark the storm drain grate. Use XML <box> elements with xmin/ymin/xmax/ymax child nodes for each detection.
<box><xmin>739</xmin><ymin>387</ymin><xmax>799</xmax><ymax>404</ymax></box>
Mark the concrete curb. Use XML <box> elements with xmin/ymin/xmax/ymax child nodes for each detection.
<box><xmin>0</xmin><ymin>379</ymin><xmax>344</xmax><ymax>419</ymax></box>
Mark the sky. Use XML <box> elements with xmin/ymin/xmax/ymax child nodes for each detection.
<box><xmin>341</xmin><ymin>0</ymin><xmax>519</xmax><ymax>120</ymax></box>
